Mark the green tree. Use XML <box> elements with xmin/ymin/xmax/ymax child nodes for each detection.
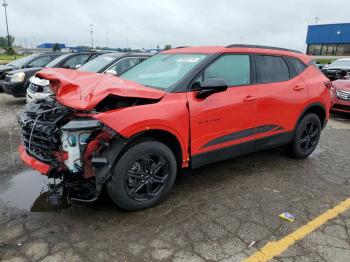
<box><xmin>52</xmin><ymin>43</ymin><xmax>61</xmax><ymax>51</ymax></box>
<box><xmin>0</xmin><ymin>35</ymin><xmax>14</xmax><ymax>48</ymax></box>
<box><xmin>164</xmin><ymin>44</ymin><xmax>172</xmax><ymax>50</ymax></box>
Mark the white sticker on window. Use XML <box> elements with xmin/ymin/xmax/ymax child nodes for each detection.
<box><xmin>103</xmin><ymin>57</ymin><xmax>114</xmax><ymax>61</ymax></box>
<box><xmin>176</xmin><ymin>57</ymin><xmax>201</xmax><ymax>63</ymax></box>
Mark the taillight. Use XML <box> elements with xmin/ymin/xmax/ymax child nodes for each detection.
<box><xmin>324</xmin><ymin>81</ymin><xmax>334</xmax><ymax>91</ymax></box>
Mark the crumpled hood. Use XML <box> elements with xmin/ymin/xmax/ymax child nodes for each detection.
<box><xmin>36</xmin><ymin>68</ymin><xmax>166</xmax><ymax>110</ymax></box>
<box><xmin>333</xmin><ymin>80</ymin><xmax>350</xmax><ymax>92</ymax></box>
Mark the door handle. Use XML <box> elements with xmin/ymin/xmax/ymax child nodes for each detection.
<box><xmin>243</xmin><ymin>95</ymin><xmax>257</xmax><ymax>102</ymax></box>
<box><xmin>293</xmin><ymin>85</ymin><xmax>305</xmax><ymax>91</ymax></box>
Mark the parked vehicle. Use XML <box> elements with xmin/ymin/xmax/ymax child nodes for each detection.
<box><xmin>321</xmin><ymin>59</ymin><xmax>350</xmax><ymax>80</ymax></box>
<box><xmin>18</xmin><ymin>45</ymin><xmax>331</xmax><ymax>210</ymax></box>
<box><xmin>0</xmin><ymin>53</ymin><xmax>62</xmax><ymax>93</ymax></box>
<box><xmin>331</xmin><ymin>80</ymin><xmax>350</xmax><ymax>114</ymax></box>
<box><xmin>26</xmin><ymin>52</ymin><xmax>152</xmax><ymax>103</ymax></box>
<box><xmin>4</xmin><ymin>52</ymin><xmax>101</xmax><ymax>98</ymax></box>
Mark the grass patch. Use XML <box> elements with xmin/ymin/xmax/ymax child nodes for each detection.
<box><xmin>0</xmin><ymin>54</ymin><xmax>25</xmax><ymax>65</ymax></box>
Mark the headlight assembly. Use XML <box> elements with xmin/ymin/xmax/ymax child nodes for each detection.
<box><xmin>10</xmin><ymin>72</ymin><xmax>25</xmax><ymax>83</ymax></box>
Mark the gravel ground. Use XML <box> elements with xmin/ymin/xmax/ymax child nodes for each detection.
<box><xmin>0</xmin><ymin>93</ymin><xmax>349</xmax><ymax>262</ymax></box>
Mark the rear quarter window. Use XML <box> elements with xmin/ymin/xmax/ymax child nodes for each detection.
<box><xmin>287</xmin><ymin>57</ymin><xmax>307</xmax><ymax>77</ymax></box>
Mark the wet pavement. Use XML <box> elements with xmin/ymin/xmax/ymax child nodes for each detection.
<box><xmin>0</xmin><ymin>93</ymin><xmax>350</xmax><ymax>262</ymax></box>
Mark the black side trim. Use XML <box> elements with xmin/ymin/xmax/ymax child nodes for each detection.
<box><xmin>202</xmin><ymin>125</ymin><xmax>282</xmax><ymax>148</ymax></box>
<box><xmin>192</xmin><ymin>131</ymin><xmax>293</xmax><ymax>169</ymax></box>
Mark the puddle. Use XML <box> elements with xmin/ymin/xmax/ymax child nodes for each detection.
<box><xmin>0</xmin><ymin>170</ymin><xmax>70</xmax><ymax>212</ymax></box>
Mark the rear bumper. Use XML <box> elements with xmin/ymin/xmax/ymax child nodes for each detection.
<box><xmin>19</xmin><ymin>145</ymin><xmax>51</xmax><ymax>175</ymax></box>
<box><xmin>3</xmin><ymin>81</ymin><xmax>26</xmax><ymax>97</ymax></box>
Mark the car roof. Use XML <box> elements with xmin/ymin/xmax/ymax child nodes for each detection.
<box><xmin>162</xmin><ymin>45</ymin><xmax>310</xmax><ymax>63</ymax></box>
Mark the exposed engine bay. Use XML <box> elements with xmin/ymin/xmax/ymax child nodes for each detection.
<box><xmin>18</xmin><ymin>99</ymin><xmax>116</xmax><ymax>205</ymax></box>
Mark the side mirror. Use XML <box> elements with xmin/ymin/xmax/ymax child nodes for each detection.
<box><xmin>318</xmin><ymin>65</ymin><xmax>323</xmax><ymax>70</ymax></box>
<box><xmin>105</xmin><ymin>69</ymin><xmax>118</xmax><ymax>76</ymax></box>
<box><xmin>196</xmin><ymin>78</ymin><xmax>228</xmax><ymax>99</ymax></box>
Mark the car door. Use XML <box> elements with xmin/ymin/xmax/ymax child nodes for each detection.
<box><xmin>254</xmin><ymin>55</ymin><xmax>309</xmax><ymax>143</ymax></box>
<box><xmin>187</xmin><ymin>54</ymin><xmax>259</xmax><ymax>167</ymax></box>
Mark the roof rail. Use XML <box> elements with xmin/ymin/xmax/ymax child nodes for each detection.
<box><xmin>173</xmin><ymin>46</ymin><xmax>191</xmax><ymax>49</ymax></box>
<box><xmin>225</xmin><ymin>44</ymin><xmax>303</xmax><ymax>54</ymax></box>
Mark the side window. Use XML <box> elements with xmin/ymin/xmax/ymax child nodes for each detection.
<box><xmin>108</xmin><ymin>57</ymin><xmax>141</xmax><ymax>75</ymax></box>
<box><xmin>62</xmin><ymin>54</ymin><xmax>90</xmax><ymax>69</ymax></box>
<box><xmin>287</xmin><ymin>57</ymin><xmax>307</xmax><ymax>77</ymax></box>
<box><xmin>256</xmin><ymin>55</ymin><xmax>290</xmax><ymax>83</ymax></box>
<box><xmin>28</xmin><ymin>56</ymin><xmax>52</xmax><ymax>67</ymax></box>
<box><xmin>200</xmin><ymin>55</ymin><xmax>251</xmax><ymax>86</ymax></box>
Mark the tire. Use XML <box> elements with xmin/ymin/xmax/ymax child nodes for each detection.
<box><xmin>106</xmin><ymin>139</ymin><xmax>177</xmax><ymax>210</ymax></box>
<box><xmin>287</xmin><ymin>113</ymin><xmax>322</xmax><ymax>158</ymax></box>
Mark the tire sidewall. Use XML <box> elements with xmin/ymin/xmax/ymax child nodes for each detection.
<box><xmin>107</xmin><ymin>140</ymin><xmax>177</xmax><ymax>210</ymax></box>
<box><xmin>292</xmin><ymin>113</ymin><xmax>321</xmax><ymax>158</ymax></box>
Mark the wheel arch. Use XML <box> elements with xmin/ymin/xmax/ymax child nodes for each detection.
<box><xmin>127</xmin><ymin>129</ymin><xmax>184</xmax><ymax>170</ymax></box>
<box><xmin>295</xmin><ymin>102</ymin><xmax>327</xmax><ymax>130</ymax></box>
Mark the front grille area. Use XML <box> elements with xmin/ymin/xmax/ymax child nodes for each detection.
<box><xmin>336</xmin><ymin>90</ymin><xmax>350</xmax><ymax>101</ymax></box>
<box><xmin>28</xmin><ymin>82</ymin><xmax>44</xmax><ymax>92</ymax></box>
<box><xmin>18</xmin><ymin>101</ymin><xmax>72</xmax><ymax>165</ymax></box>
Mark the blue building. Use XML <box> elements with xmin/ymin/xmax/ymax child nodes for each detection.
<box><xmin>37</xmin><ymin>43</ymin><xmax>66</xmax><ymax>49</ymax></box>
<box><xmin>306</xmin><ymin>23</ymin><xmax>350</xmax><ymax>56</ymax></box>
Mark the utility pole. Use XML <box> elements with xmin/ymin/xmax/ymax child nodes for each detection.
<box><xmin>314</xmin><ymin>16</ymin><xmax>320</xmax><ymax>25</ymax></box>
<box><xmin>90</xmin><ymin>24</ymin><xmax>94</xmax><ymax>49</ymax></box>
<box><xmin>2</xmin><ymin>0</ymin><xmax>11</xmax><ymax>48</ymax></box>
<box><xmin>106</xmin><ymin>32</ymin><xmax>109</xmax><ymax>48</ymax></box>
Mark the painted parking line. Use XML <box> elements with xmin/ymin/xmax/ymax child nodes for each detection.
<box><xmin>244</xmin><ymin>198</ymin><xmax>350</xmax><ymax>262</ymax></box>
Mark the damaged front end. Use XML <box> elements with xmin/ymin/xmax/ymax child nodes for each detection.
<box><xmin>18</xmin><ymin>100</ymin><xmax>117</xmax><ymax>205</ymax></box>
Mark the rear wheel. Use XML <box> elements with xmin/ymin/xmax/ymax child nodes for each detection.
<box><xmin>107</xmin><ymin>140</ymin><xmax>177</xmax><ymax>210</ymax></box>
<box><xmin>287</xmin><ymin>113</ymin><xmax>321</xmax><ymax>158</ymax></box>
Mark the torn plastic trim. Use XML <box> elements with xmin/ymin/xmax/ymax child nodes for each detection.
<box><xmin>61</xmin><ymin>119</ymin><xmax>102</xmax><ymax>131</ymax></box>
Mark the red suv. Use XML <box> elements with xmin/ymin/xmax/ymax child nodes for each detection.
<box><xmin>18</xmin><ymin>45</ymin><xmax>331</xmax><ymax>210</ymax></box>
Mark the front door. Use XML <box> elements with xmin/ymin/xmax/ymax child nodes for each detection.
<box><xmin>187</xmin><ymin>54</ymin><xmax>259</xmax><ymax>168</ymax></box>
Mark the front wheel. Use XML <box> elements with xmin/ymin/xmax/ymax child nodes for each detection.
<box><xmin>107</xmin><ymin>140</ymin><xmax>177</xmax><ymax>210</ymax></box>
<box><xmin>287</xmin><ymin>113</ymin><xmax>322</xmax><ymax>158</ymax></box>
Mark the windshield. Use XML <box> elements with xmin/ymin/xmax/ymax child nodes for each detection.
<box><xmin>45</xmin><ymin>54</ymin><xmax>71</xmax><ymax>68</ymax></box>
<box><xmin>330</xmin><ymin>60</ymin><xmax>350</xmax><ymax>67</ymax></box>
<box><xmin>8</xmin><ymin>54</ymin><xmax>38</xmax><ymax>67</ymax></box>
<box><xmin>78</xmin><ymin>53</ymin><xmax>120</xmax><ymax>72</ymax></box>
<box><xmin>120</xmin><ymin>54</ymin><xmax>207</xmax><ymax>90</ymax></box>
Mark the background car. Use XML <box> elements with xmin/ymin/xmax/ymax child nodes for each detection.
<box><xmin>322</xmin><ymin>59</ymin><xmax>350</xmax><ymax>80</ymax></box>
<box><xmin>331</xmin><ymin>80</ymin><xmax>350</xmax><ymax>114</ymax></box>
<box><xmin>26</xmin><ymin>52</ymin><xmax>152</xmax><ymax>103</ymax></box>
<box><xmin>0</xmin><ymin>53</ymin><xmax>62</xmax><ymax>92</ymax></box>
<box><xmin>3</xmin><ymin>52</ymin><xmax>103</xmax><ymax>98</ymax></box>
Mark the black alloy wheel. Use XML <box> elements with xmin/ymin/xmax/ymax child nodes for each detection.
<box><xmin>125</xmin><ymin>154</ymin><xmax>169</xmax><ymax>202</ymax></box>
<box><xmin>288</xmin><ymin>113</ymin><xmax>322</xmax><ymax>158</ymax></box>
<box><xmin>107</xmin><ymin>139</ymin><xmax>177</xmax><ymax>210</ymax></box>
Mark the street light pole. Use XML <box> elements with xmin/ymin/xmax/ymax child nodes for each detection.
<box><xmin>2</xmin><ymin>0</ymin><xmax>11</xmax><ymax>48</ymax></box>
<box><xmin>90</xmin><ymin>24</ymin><xmax>94</xmax><ymax>49</ymax></box>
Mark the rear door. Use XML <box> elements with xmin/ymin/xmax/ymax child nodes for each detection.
<box><xmin>187</xmin><ymin>54</ymin><xmax>259</xmax><ymax>167</ymax></box>
<box><xmin>254</xmin><ymin>55</ymin><xmax>309</xmax><ymax>142</ymax></box>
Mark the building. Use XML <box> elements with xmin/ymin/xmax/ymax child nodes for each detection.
<box><xmin>306</xmin><ymin>23</ymin><xmax>350</xmax><ymax>56</ymax></box>
<box><xmin>36</xmin><ymin>43</ymin><xmax>66</xmax><ymax>49</ymax></box>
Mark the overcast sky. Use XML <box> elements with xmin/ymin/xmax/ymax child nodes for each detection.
<box><xmin>2</xmin><ymin>0</ymin><xmax>350</xmax><ymax>51</ymax></box>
